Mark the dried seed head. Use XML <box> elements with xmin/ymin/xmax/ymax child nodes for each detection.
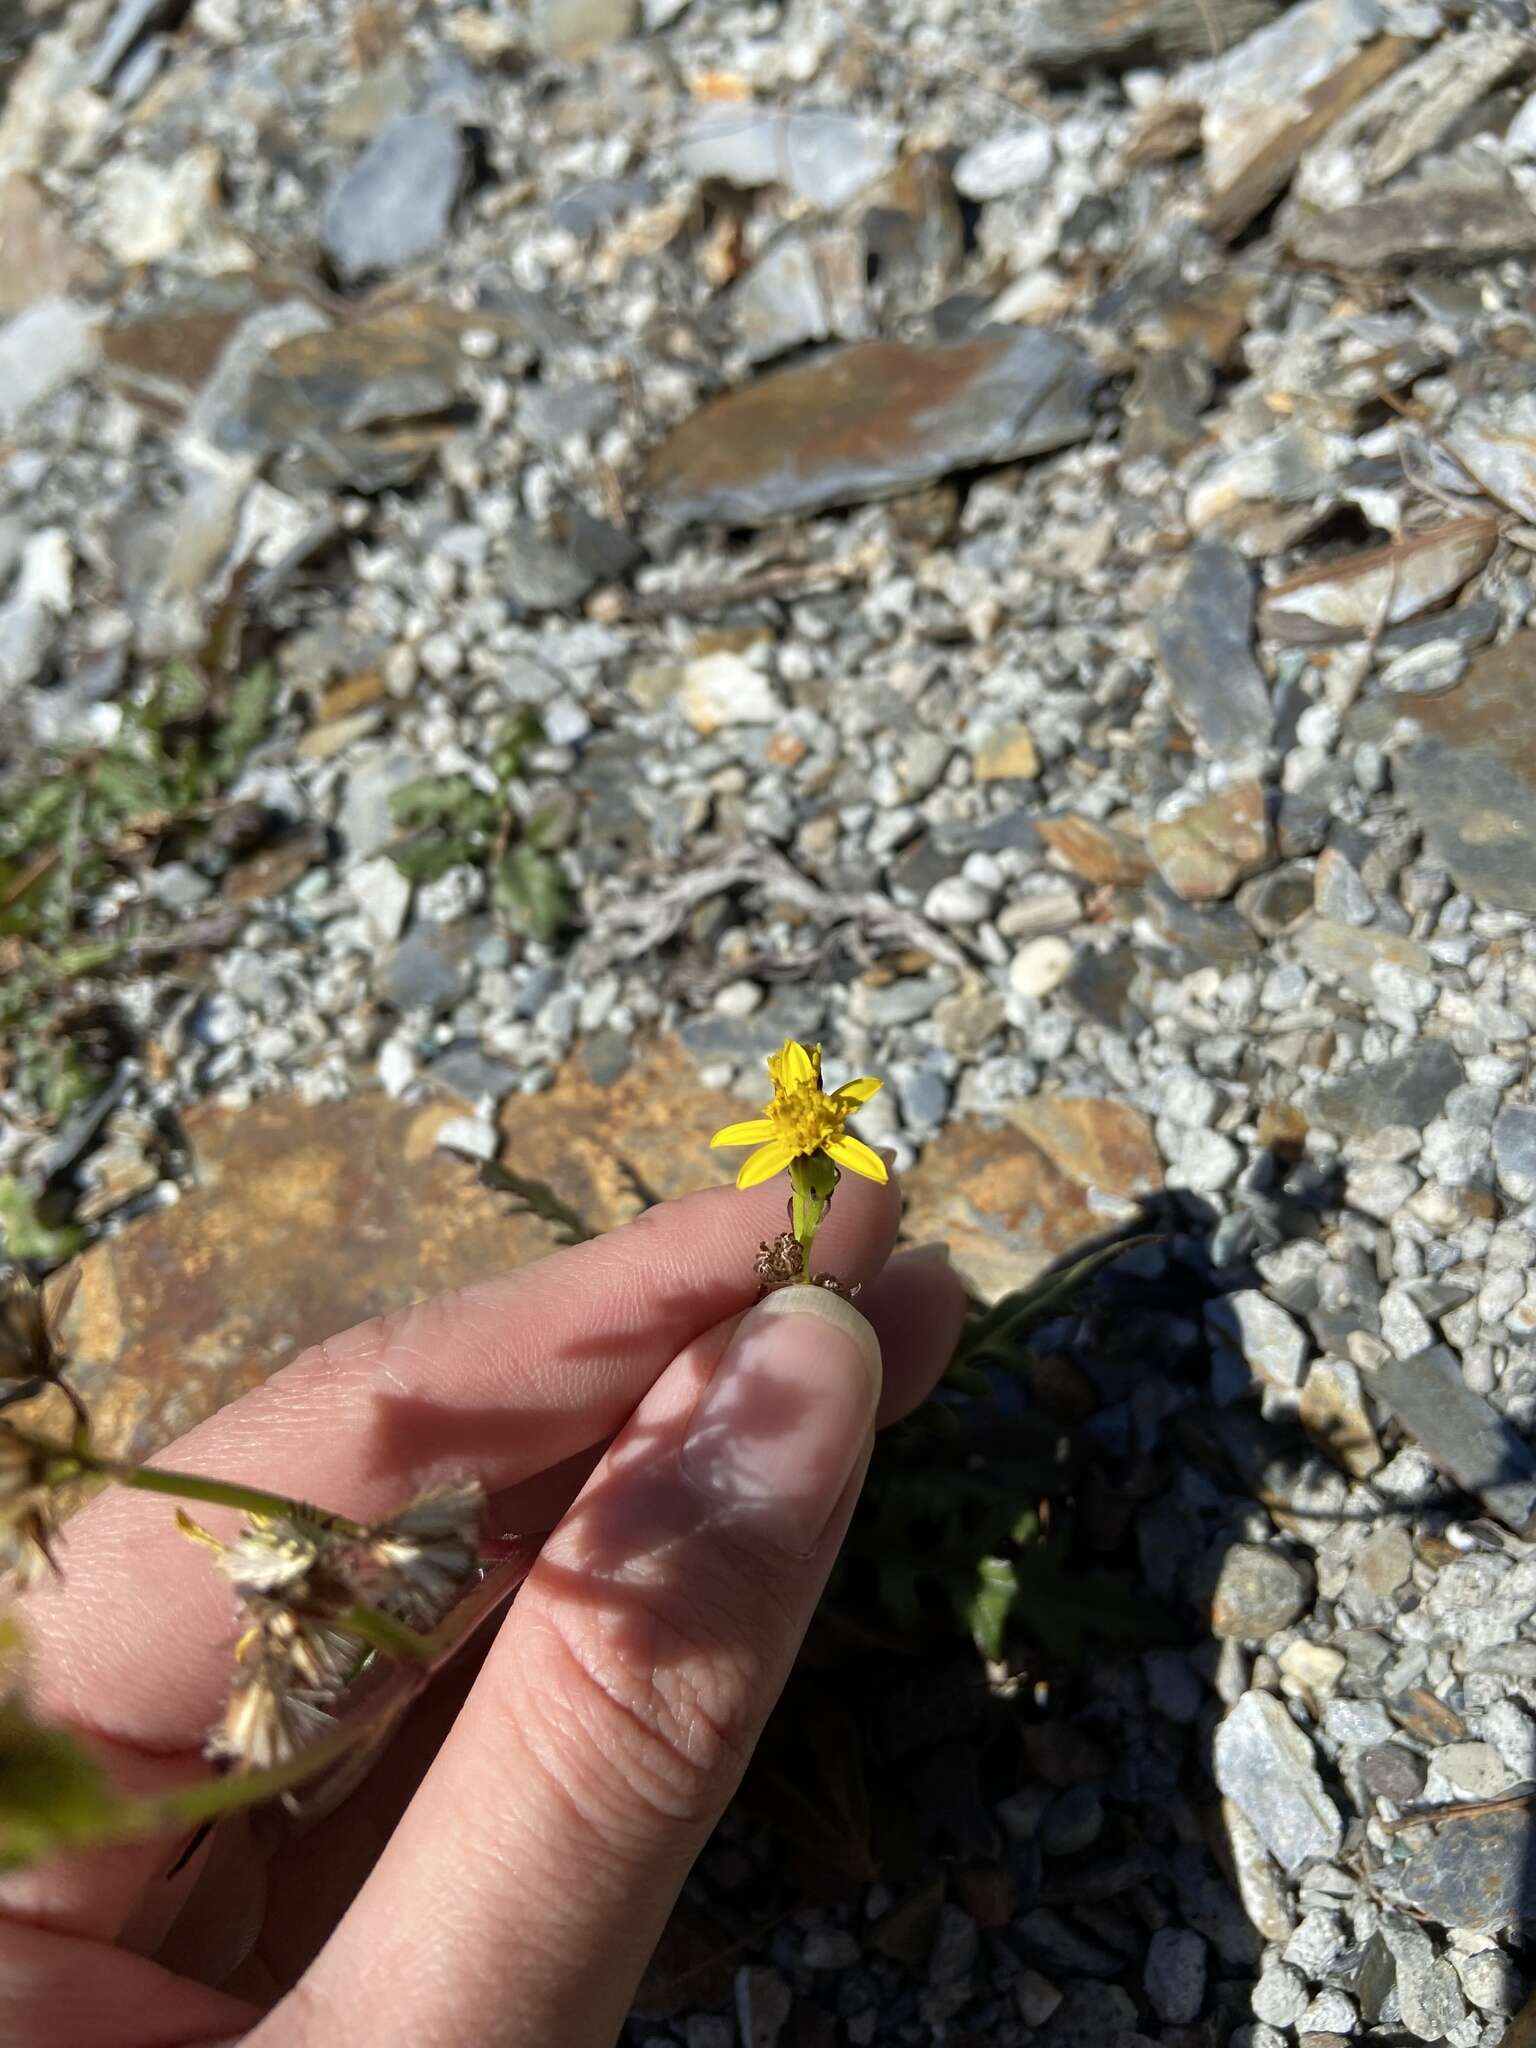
<box><xmin>0</xmin><ymin>1271</ymin><xmax>67</xmax><ymax>1384</ymax></box>
<box><xmin>216</xmin><ymin>1510</ymin><xmax>327</xmax><ymax>1598</ymax></box>
<box><xmin>0</xmin><ymin>1504</ymin><xmax>57</xmax><ymax>1591</ymax></box>
<box><xmin>242</xmin><ymin>1600</ymin><xmax>365</xmax><ymax>1693</ymax></box>
<box><xmin>353</xmin><ymin>1479</ymin><xmax>485</xmax><ymax>1627</ymax></box>
<box><xmin>211</xmin><ymin>1669</ymin><xmax>334</xmax><ymax>1774</ymax></box>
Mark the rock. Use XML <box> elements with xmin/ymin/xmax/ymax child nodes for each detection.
<box><xmin>1223</xmin><ymin>1798</ymin><xmax>1296</xmax><ymax>1943</ymax></box>
<box><xmin>1382</xmin><ymin>1916</ymin><xmax>1468</xmax><ymax>2040</ymax></box>
<box><xmin>1018</xmin><ymin>0</ymin><xmax>1283</xmax><ymax>71</ymax></box>
<box><xmin>1430</xmin><ymin>1742</ymin><xmax>1511</xmax><ymax>1801</ymax></box>
<box><xmin>1156</xmin><ymin>543</ymin><xmax>1272</xmax><ymax>761</ymax></box>
<box><xmin>1191</xmin><ymin>0</ymin><xmax>1413</xmax><ymax>239</ymax></box>
<box><xmin>1395</xmin><ymin>631</ymin><xmax>1536</xmax><ymax>915</ymax></box>
<box><xmin>320</xmin><ymin>114</ymin><xmax>465</xmax><ymax>284</ymax></box>
<box><xmin>1251</xmin><ymin>1961</ymin><xmax>1310</xmax><ymax>2028</ymax></box>
<box><xmin>1038</xmin><ymin>1785</ymin><xmax>1103</xmax><ymax>1857</ymax></box>
<box><xmin>1145</xmin><ymin>881</ymin><xmax>1262</xmax><ymax>966</ymax></box>
<box><xmin>1034</xmin><ymin>1982</ymin><xmax>1137</xmax><ymax>2046</ymax></box>
<box><xmin>531</xmin><ymin>0</ymin><xmax>636</xmax><ymax>58</ymax></box>
<box><xmin>1306</xmin><ymin>1041</ymin><xmax>1461</xmax><ymax>1143</ymax></box>
<box><xmin>1148</xmin><ymin>781</ymin><xmax>1268</xmax><ymax>902</ymax></box>
<box><xmin>1123</xmin><ymin>348</ymin><xmax>1214</xmax><ymax>459</ymax></box>
<box><xmin>0</xmin><ymin>525</ymin><xmax>71</xmax><ymax>699</ymax></box>
<box><xmin>1036</xmin><ymin>813</ymin><xmax>1151</xmax><ymax>886</ymax></box>
<box><xmin>645</xmin><ymin>328</ymin><xmax>1099</xmax><ymax>529</ymax></box>
<box><xmin>953</xmin><ymin>122</ymin><xmax>1053</xmax><ymax>199</ymax></box>
<box><xmin>1211</xmin><ymin>1544</ymin><xmax>1314</xmax><ymax>1639</ymax></box>
<box><xmin>1009</xmin><ymin>936</ymin><xmax>1074</xmax><ymax>997</ymax></box>
<box><xmin>1444</xmin><ymin>397</ymin><xmax>1536</xmax><ymax>529</ymax></box>
<box><xmin>1455</xmin><ymin>1948</ymin><xmax>1524</xmax><ymax>2018</ymax></box>
<box><xmin>52</xmin><ymin>1093</ymin><xmax>577</xmax><ymax>1461</ymax></box>
<box><xmin>93</xmin><ymin>144</ymin><xmax>247</xmax><ymax>269</ymax></box>
<box><xmin>1293</xmin><ymin>919</ymin><xmax>1434</xmax><ymax>1004</ymax></box>
<box><xmin>1207</xmin><ymin>1290</ymin><xmax>1308</xmax><ymax>1389</ymax></box>
<box><xmin>1479</xmin><ymin>1697</ymin><xmax>1536</xmax><ymax>1781</ymax></box>
<box><xmin>730</xmin><ymin>228</ymin><xmax>864</xmax><ymax>365</ymax></box>
<box><xmin>0</xmin><ymin>295</ymin><xmax>97</xmax><ymax>432</ymax></box>
<box><xmin>1213</xmin><ymin>1691</ymin><xmax>1344</xmax><ymax>1872</ymax></box>
<box><xmin>679</xmin><ymin>108</ymin><xmax>895</xmax><ymax>211</ymax></box>
<box><xmin>1014</xmin><ymin>1969</ymin><xmax>1063</xmax><ymax>2027</ymax></box>
<box><xmin>1288</xmin><ymin>170</ymin><xmax>1536</xmax><ymax>269</ymax></box>
<box><xmin>1259</xmin><ymin>517</ymin><xmax>1497</xmax><ymax>645</ymax></box>
<box><xmin>347</xmin><ymin>854</ymin><xmax>412</xmax><ymax>945</ymax></box>
<box><xmin>1313</xmin><ymin>846</ymin><xmax>1374</xmax><ymax>926</ymax></box>
<box><xmin>899</xmin><ymin>1119</ymin><xmax>1104</xmax><ymax>1304</ymax></box>
<box><xmin>1392</xmin><ymin>1805</ymin><xmax>1536</xmax><ymax>1933</ymax></box>
<box><xmin>1361</xmin><ymin>1742</ymin><xmax>1428</xmax><ymax>1803</ymax></box>
<box><xmin>377</xmin><ymin>924</ymin><xmax>476</xmax><ymax>1014</ymax></box>
<box><xmin>1008</xmin><ymin>1094</ymin><xmax>1162</xmax><ymax>1201</ymax></box>
<box><xmin>1371</xmin><ymin>1346</ymin><xmax>1536</xmax><ymax>1534</ymax></box>
<box><xmin>0</xmin><ymin>171</ymin><xmax>96</xmax><ymax>317</ymax></box>
<box><xmin>972</xmin><ymin>722</ymin><xmax>1040</xmax><ymax>781</ymax></box>
<box><xmin>1299</xmin><ymin>1357</ymin><xmax>1382</xmax><ymax>1477</ymax></box>
<box><xmin>1143</xmin><ymin>1927</ymin><xmax>1205</xmax><ymax>2024</ymax></box>
<box><xmin>734</xmin><ymin>1965</ymin><xmax>792</xmax><ymax>2048</ymax></box>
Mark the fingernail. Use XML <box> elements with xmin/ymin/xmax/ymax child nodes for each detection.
<box><xmin>902</xmin><ymin>1240</ymin><xmax>952</xmax><ymax>1267</ymax></box>
<box><xmin>680</xmin><ymin>1290</ymin><xmax>883</xmax><ymax>1558</ymax></box>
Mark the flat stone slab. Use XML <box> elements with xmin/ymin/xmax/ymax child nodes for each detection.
<box><xmin>644</xmin><ymin>327</ymin><xmax>1099</xmax><ymax>528</ymax></box>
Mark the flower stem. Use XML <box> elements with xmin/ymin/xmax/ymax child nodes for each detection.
<box><xmin>787</xmin><ymin>1152</ymin><xmax>838</xmax><ymax>1281</ymax></box>
<box><xmin>16</xmin><ymin>1427</ymin><xmax>371</xmax><ymax>1539</ymax></box>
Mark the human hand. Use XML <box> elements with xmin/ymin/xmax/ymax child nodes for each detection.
<box><xmin>0</xmin><ymin>1169</ymin><xmax>965</xmax><ymax>2046</ymax></box>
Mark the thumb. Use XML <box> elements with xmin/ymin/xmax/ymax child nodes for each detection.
<box><xmin>267</xmin><ymin>1287</ymin><xmax>883</xmax><ymax>2048</ymax></box>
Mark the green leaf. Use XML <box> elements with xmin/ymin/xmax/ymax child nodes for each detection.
<box><xmin>952</xmin><ymin>1233</ymin><xmax>1161</xmax><ymax>1378</ymax></box>
<box><xmin>490</xmin><ymin>709</ymin><xmax>543</xmax><ymax>784</ymax></box>
<box><xmin>143</xmin><ymin>662</ymin><xmax>209</xmax><ymax>730</ymax></box>
<box><xmin>388</xmin><ymin>833</ymin><xmax>480</xmax><ymax>884</ymax></box>
<box><xmin>494</xmin><ymin>844</ymin><xmax>567</xmax><ymax>943</ymax></box>
<box><xmin>0</xmin><ymin>1177</ymin><xmax>85</xmax><ymax>1262</ymax></box>
<box><xmin>478</xmin><ymin>1161</ymin><xmax>593</xmax><ymax>1245</ymax></box>
<box><xmin>212</xmin><ymin>663</ymin><xmax>277</xmax><ymax>784</ymax></box>
<box><xmin>388</xmin><ymin>775</ymin><xmax>492</xmax><ymax>833</ymax></box>
<box><xmin>965</xmin><ymin>1555</ymin><xmax>1019</xmax><ymax>1661</ymax></box>
<box><xmin>0</xmin><ymin>1699</ymin><xmax>126</xmax><ymax>1872</ymax></box>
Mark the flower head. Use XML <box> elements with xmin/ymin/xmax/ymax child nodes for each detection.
<box><xmin>710</xmin><ymin>1039</ymin><xmax>887</xmax><ymax>1190</ymax></box>
<box><xmin>351</xmin><ymin>1479</ymin><xmax>485</xmax><ymax>1628</ymax></box>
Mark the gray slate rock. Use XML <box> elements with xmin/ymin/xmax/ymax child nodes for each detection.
<box><xmin>377</xmin><ymin>923</ymin><xmax>473</xmax><ymax>1013</ymax></box>
<box><xmin>1307</xmin><ymin>1041</ymin><xmax>1462</xmax><ymax>1143</ymax></box>
<box><xmin>1214</xmin><ymin>1691</ymin><xmax>1343</xmax><ymax>1872</ymax></box>
<box><xmin>1156</xmin><ymin>544</ymin><xmax>1272</xmax><ymax>762</ymax></box>
<box><xmin>1392</xmin><ymin>1803</ymin><xmax>1536</xmax><ymax>1931</ymax></box>
<box><xmin>1143</xmin><ymin>1927</ymin><xmax>1207</xmax><ymax>2025</ymax></box>
<box><xmin>1493</xmin><ymin>1101</ymin><xmax>1536</xmax><ymax>1201</ymax></box>
<box><xmin>1395</xmin><ymin>631</ymin><xmax>1536</xmax><ymax>913</ymax></box>
<box><xmin>321</xmin><ymin>114</ymin><xmax>466</xmax><ymax>283</ymax></box>
<box><xmin>1372</xmin><ymin>1345</ymin><xmax>1536</xmax><ymax>1532</ymax></box>
<box><xmin>644</xmin><ymin>327</ymin><xmax>1099</xmax><ymax>529</ymax></box>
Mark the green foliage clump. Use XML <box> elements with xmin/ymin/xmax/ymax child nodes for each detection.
<box><xmin>385</xmin><ymin>711</ymin><xmax>569</xmax><ymax>943</ymax></box>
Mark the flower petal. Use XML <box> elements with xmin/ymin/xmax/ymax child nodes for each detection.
<box><xmin>824</xmin><ymin>1133</ymin><xmax>889</xmax><ymax>1184</ymax></box>
<box><xmin>736</xmin><ymin>1139</ymin><xmax>796</xmax><ymax>1189</ymax></box>
<box><xmin>709</xmin><ymin>1118</ymin><xmax>777</xmax><ymax>1150</ymax></box>
<box><xmin>831</xmin><ymin>1075</ymin><xmax>882</xmax><ymax>1107</ymax></box>
<box><xmin>771</xmin><ymin>1038</ymin><xmax>816</xmax><ymax>1089</ymax></box>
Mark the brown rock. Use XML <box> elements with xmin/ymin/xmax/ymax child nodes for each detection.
<box><xmin>0</xmin><ymin>171</ymin><xmax>99</xmax><ymax>317</ymax></box>
<box><xmin>1298</xmin><ymin>1356</ymin><xmax>1383</xmax><ymax>1478</ymax></box>
<box><xmin>1148</xmin><ymin>781</ymin><xmax>1269</xmax><ymax>902</ymax></box>
<box><xmin>644</xmin><ymin>327</ymin><xmax>1099</xmax><ymax>528</ymax></box>
<box><xmin>1007</xmin><ymin>1094</ymin><xmax>1162</xmax><ymax>1200</ymax></box>
<box><xmin>899</xmin><ymin>1119</ymin><xmax>1101</xmax><ymax>1304</ymax></box>
<box><xmin>1036</xmin><ymin>813</ymin><xmax>1152</xmax><ymax>886</ymax></box>
<box><xmin>59</xmin><ymin>1092</ymin><xmax>560</xmax><ymax>1462</ymax></box>
<box><xmin>972</xmin><ymin>722</ymin><xmax>1039</xmax><ymax>781</ymax></box>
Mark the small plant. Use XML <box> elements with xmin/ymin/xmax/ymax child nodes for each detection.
<box><xmin>385</xmin><ymin>710</ymin><xmax>569</xmax><ymax>943</ymax></box>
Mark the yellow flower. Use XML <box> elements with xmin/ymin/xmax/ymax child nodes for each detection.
<box><xmin>710</xmin><ymin>1038</ymin><xmax>888</xmax><ymax>1190</ymax></box>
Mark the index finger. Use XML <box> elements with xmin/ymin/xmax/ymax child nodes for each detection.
<box><xmin>20</xmin><ymin>1172</ymin><xmax>904</xmax><ymax>1753</ymax></box>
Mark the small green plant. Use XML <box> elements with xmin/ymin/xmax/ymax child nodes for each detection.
<box><xmin>386</xmin><ymin>711</ymin><xmax>570</xmax><ymax>943</ymax></box>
